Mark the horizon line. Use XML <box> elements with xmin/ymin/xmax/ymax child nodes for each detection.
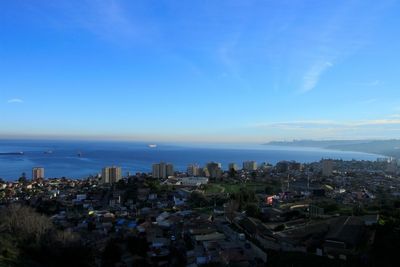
<box><xmin>0</xmin><ymin>134</ymin><xmax>397</xmax><ymax>144</ymax></box>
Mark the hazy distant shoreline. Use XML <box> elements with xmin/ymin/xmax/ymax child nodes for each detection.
<box><xmin>264</xmin><ymin>139</ymin><xmax>400</xmax><ymax>159</ymax></box>
<box><xmin>0</xmin><ymin>139</ymin><xmax>380</xmax><ymax>180</ymax></box>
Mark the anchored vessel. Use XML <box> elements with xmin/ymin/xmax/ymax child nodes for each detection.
<box><xmin>0</xmin><ymin>152</ymin><xmax>24</xmax><ymax>155</ymax></box>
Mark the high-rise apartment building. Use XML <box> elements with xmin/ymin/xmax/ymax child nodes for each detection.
<box><xmin>243</xmin><ymin>161</ymin><xmax>257</xmax><ymax>171</ymax></box>
<box><xmin>228</xmin><ymin>163</ymin><xmax>238</xmax><ymax>171</ymax></box>
<box><xmin>152</xmin><ymin>163</ymin><xmax>160</xmax><ymax>178</ymax></box>
<box><xmin>32</xmin><ymin>167</ymin><xmax>45</xmax><ymax>179</ymax></box>
<box><xmin>206</xmin><ymin>162</ymin><xmax>222</xmax><ymax>178</ymax></box>
<box><xmin>322</xmin><ymin>160</ymin><xmax>334</xmax><ymax>177</ymax></box>
<box><xmin>187</xmin><ymin>164</ymin><xmax>200</xmax><ymax>176</ymax></box>
<box><xmin>166</xmin><ymin>163</ymin><xmax>174</xmax><ymax>177</ymax></box>
<box><xmin>259</xmin><ymin>162</ymin><xmax>272</xmax><ymax>170</ymax></box>
<box><xmin>202</xmin><ymin>167</ymin><xmax>210</xmax><ymax>177</ymax></box>
<box><xmin>101</xmin><ymin>166</ymin><xmax>122</xmax><ymax>184</ymax></box>
<box><xmin>152</xmin><ymin>162</ymin><xmax>174</xmax><ymax>178</ymax></box>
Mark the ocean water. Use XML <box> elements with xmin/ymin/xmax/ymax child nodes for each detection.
<box><xmin>0</xmin><ymin>139</ymin><xmax>380</xmax><ymax>180</ymax></box>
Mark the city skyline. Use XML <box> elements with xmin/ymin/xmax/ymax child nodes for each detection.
<box><xmin>2</xmin><ymin>0</ymin><xmax>400</xmax><ymax>142</ymax></box>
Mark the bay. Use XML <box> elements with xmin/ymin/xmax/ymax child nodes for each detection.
<box><xmin>0</xmin><ymin>139</ymin><xmax>380</xmax><ymax>180</ymax></box>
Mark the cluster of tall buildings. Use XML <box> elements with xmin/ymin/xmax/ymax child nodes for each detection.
<box><xmin>275</xmin><ymin>161</ymin><xmax>303</xmax><ymax>173</ymax></box>
<box><xmin>186</xmin><ymin>162</ymin><xmax>224</xmax><ymax>179</ymax></box>
<box><xmin>242</xmin><ymin>160</ymin><xmax>257</xmax><ymax>171</ymax></box>
<box><xmin>28</xmin><ymin>159</ymin><xmax>275</xmax><ymax>183</ymax></box>
<box><xmin>152</xmin><ymin>162</ymin><xmax>174</xmax><ymax>179</ymax></box>
<box><xmin>29</xmin><ymin>166</ymin><xmax>123</xmax><ymax>184</ymax></box>
<box><xmin>187</xmin><ymin>164</ymin><xmax>201</xmax><ymax>176</ymax></box>
<box><xmin>28</xmin><ymin>161</ymin><xmax>254</xmax><ymax>183</ymax></box>
<box><xmin>186</xmin><ymin>161</ymin><xmax>259</xmax><ymax>178</ymax></box>
<box><xmin>101</xmin><ymin>166</ymin><xmax>122</xmax><ymax>184</ymax></box>
<box><xmin>205</xmin><ymin>162</ymin><xmax>222</xmax><ymax>178</ymax></box>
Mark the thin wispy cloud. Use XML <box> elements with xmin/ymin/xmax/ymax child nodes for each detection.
<box><xmin>39</xmin><ymin>0</ymin><xmax>146</xmax><ymax>44</ymax></box>
<box><xmin>294</xmin><ymin>0</ymin><xmax>393</xmax><ymax>94</ymax></box>
<box><xmin>355</xmin><ymin>119</ymin><xmax>400</xmax><ymax>126</ymax></box>
<box><xmin>360</xmin><ymin>98</ymin><xmax>378</xmax><ymax>105</ymax></box>
<box><xmin>1</xmin><ymin>0</ymin><xmax>399</xmax><ymax>142</ymax></box>
<box><xmin>7</xmin><ymin>98</ymin><xmax>24</xmax><ymax>104</ymax></box>
<box><xmin>252</xmin><ymin>118</ymin><xmax>400</xmax><ymax>129</ymax></box>
<box><xmin>352</xmin><ymin>80</ymin><xmax>382</xmax><ymax>87</ymax></box>
<box><xmin>218</xmin><ymin>41</ymin><xmax>238</xmax><ymax>75</ymax></box>
<box><xmin>78</xmin><ymin>0</ymin><xmax>137</xmax><ymax>41</ymax></box>
<box><xmin>217</xmin><ymin>34</ymin><xmax>252</xmax><ymax>92</ymax></box>
<box><xmin>300</xmin><ymin>61</ymin><xmax>333</xmax><ymax>93</ymax></box>
<box><xmin>365</xmin><ymin>80</ymin><xmax>382</xmax><ymax>87</ymax></box>
<box><xmin>218</xmin><ymin>32</ymin><xmax>241</xmax><ymax>74</ymax></box>
<box><xmin>251</xmin><ymin>120</ymin><xmax>338</xmax><ymax>128</ymax></box>
<box><xmin>249</xmin><ymin>116</ymin><xmax>400</xmax><ymax>140</ymax></box>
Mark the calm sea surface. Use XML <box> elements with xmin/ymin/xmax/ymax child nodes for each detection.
<box><xmin>0</xmin><ymin>139</ymin><xmax>380</xmax><ymax>180</ymax></box>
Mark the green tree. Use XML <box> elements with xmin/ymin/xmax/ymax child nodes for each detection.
<box><xmin>352</xmin><ymin>204</ymin><xmax>365</xmax><ymax>216</ymax></box>
<box><xmin>245</xmin><ymin>203</ymin><xmax>260</xmax><ymax>218</ymax></box>
<box><xmin>0</xmin><ymin>204</ymin><xmax>53</xmax><ymax>244</ymax></box>
<box><xmin>188</xmin><ymin>191</ymin><xmax>209</xmax><ymax>208</ymax></box>
<box><xmin>18</xmin><ymin>172</ymin><xmax>28</xmax><ymax>184</ymax></box>
<box><xmin>0</xmin><ymin>233</ymin><xmax>19</xmax><ymax>265</ymax></box>
<box><xmin>146</xmin><ymin>179</ymin><xmax>161</xmax><ymax>193</ymax></box>
<box><xmin>231</xmin><ymin>188</ymin><xmax>258</xmax><ymax>209</ymax></box>
<box><xmin>101</xmin><ymin>239</ymin><xmax>121</xmax><ymax>267</ymax></box>
<box><xmin>265</xmin><ymin>186</ymin><xmax>274</xmax><ymax>195</ymax></box>
<box><xmin>0</xmin><ymin>204</ymin><xmax>95</xmax><ymax>267</ymax></box>
<box><xmin>228</xmin><ymin>168</ymin><xmax>237</xmax><ymax>178</ymax></box>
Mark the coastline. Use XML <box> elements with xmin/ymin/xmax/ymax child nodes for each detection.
<box><xmin>0</xmin><ymin>139</ymin><xmax>382</xmax><ymax>180</ymax></box>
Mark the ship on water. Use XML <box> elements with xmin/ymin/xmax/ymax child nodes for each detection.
<box><xmin>0</xmin><ymin>151</ymin><xmax>24</xmax><ymax>155</ymax></box>
<box><xmin>148</xmin><ymin>144</ymin><xmax>157</xmax><ymax>148</ymax></box>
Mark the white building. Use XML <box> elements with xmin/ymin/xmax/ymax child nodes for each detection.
<box><xmin>179</xmin><ymin>177</ymin><xmax>209</xmax><ymax>186</ymax></box>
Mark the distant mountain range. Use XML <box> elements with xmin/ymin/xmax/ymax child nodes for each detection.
<box><xmin>264</xmin><ymin>139</ymin><xmax>400</xmax><ymax>158</ymax></box>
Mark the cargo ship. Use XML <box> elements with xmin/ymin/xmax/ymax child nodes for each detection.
<box><xmin>0</xmin><ymin>152</ymin><xmax>24</xmax><ymax>155</ymax></box>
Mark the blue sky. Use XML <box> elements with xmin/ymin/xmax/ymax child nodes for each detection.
<box><xmin>1</xmin><ymin>0</ymin><xmax>400</xmax><ymax>142</ymax></box>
